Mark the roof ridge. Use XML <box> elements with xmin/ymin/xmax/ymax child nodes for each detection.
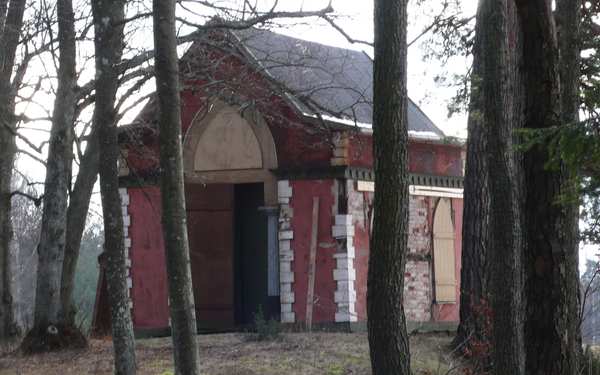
<box><xmin>232</xmin><ymin>27</ymin><xmax>370</xmax><ymax>59</ymax></box>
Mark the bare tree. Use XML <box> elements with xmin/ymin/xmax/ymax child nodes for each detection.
<box><xmin>22</xmin><ymin>0</ymin><xmax>80</xmax><ymax>351</ymax></box>
<box><xmin>60</xmin><ymin>131</ymin><xmax>99</xmax><ymax>325</ymax></box>
<box><xmin>9</xmin><ymin>172</ymin><xmax>41</xmax><ymax>336</ymax></box>
<box><xmin>92</xmin><ymin>0</ymin><xmax>137</xmax><ymax>373</ymax></box>
<box><xmin>0</xmin><ymin>0</ymin><xmax>27</xmax><ymax>345</ymax></box>
<box><xmin>153</xmin><ymin>0</ymin><xmax>200</xmax><ymax>373</ymax></box>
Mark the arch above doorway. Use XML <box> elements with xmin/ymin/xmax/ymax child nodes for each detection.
<box><xmin>182</xmin><ymin>101</ymin><xmax>279</xmax><ymax>205</ymax></box>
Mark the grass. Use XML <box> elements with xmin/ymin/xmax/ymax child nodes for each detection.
<box><xmin>0</xmin><ymin>332</ymin><xmax>464</xmax><ymax>374</ymax></box>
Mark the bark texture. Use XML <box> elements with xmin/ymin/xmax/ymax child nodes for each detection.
<box><xmin>32</xmin><ymin>0</ymin><xmax>76</xmax><ymax>333</ymax></box>
<box><xmin>0</xmin><ymin>0</ymin><xmax>8</xmax><ymax>33</ymax></box>
<box><xmin>366</xmin><ymin>0</ymin><xmax>411</xmax><ymax>373</ymax></box>
<box><xmin>556</xmin><ymin>0</ymin><xmax>583</xmax><ymax>362</ymax></box>
<box><xmin>91</xmin><ymin>0</ymin><xmax>137</xmax><ymax>373</ymax></box>
<box><xmin>153</xmin><ymin>0</ymin><xmax>200</xmax><ymax>374</ymax></box>
<box><xmin>452</xmin><ymin>1</ymin><xmax>491</xmax><ymax>352</ymax></box>
<box><xmin>0</xmin><ymin>0</ymin><xmax>26</xmax><ymax>343</ymax></box>
<box><xmin>60</xmin><ymin>131</ymin><xmax>99</xmax><ymax>325</ymax></box>
<box><xmin>482</xmin><ymin>0</ymin><xmax>525</xmax><ymax>373</ymax></box>
<box><xmin>517</xmin><ymin>0</ymin><xmax>581</xmax><ymax>373</ymax></box>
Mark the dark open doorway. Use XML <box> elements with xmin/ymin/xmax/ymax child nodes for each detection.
<box><xmin>234</xmin><ymin>183</ymin><xmax>269</xmax><ymax>326</ymax></box>
<box><xmin>185</xmin><ymin>182</ymin><xmax>274</xmax><ymax>331</ymax></box>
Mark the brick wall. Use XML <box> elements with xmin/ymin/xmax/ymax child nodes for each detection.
<box><xmin>405</xmin><ymin>196</ymin><xmax>432</xmax><ymax>322</ymax></box>
<box><xmin>350</xmin><ymin>186</ymin><xmax>433</xmax><ymax>322</ymax></box>
<box><xmin>404</xmin><ymin>260</ymin><xmax>431</xmax><ymax>321</ymax></box>
<box><xmin>408</xmin><ymin>196</ymin><xmax>430</xmax><ymax>256</ymax></box>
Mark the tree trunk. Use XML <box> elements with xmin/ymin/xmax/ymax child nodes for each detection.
<box><xmin>366</xmin><ymin>0</ymin><xmax>411</xmax><ymax>374</ymax></box>
<box><xmin>452</xmin><ymin>1</ymin><xmax>492</xmax><ymax>354</ymax></box>
<box><xmin>31</xmin><ymin>0</ymin><xmax>76</xmax><ymax>337</ymax></box>
<box><xmin>482</xmin><ymin>0</ymin><xmax>525</xmax><ymax>373</ymax></box>
<box><xmin>0</xmin><ymin>0</ymin><xmax>8</xmax><ymax>33</ymax></box>
<box><xmin>152</xmin><ymin>1</ymin><xmax>200</xmax><ymax>374</ymax></box>
<box><xmin>517</xmin><ymin>0</ymin><xmax>581</xmax><ymax>373</ymax></box>
<box><xmin>92</xmin><ymin>0</ymin><xmax>137</xmax><ymax>373</ymax></box>
<box><xmin>556</xmin><ymin>0</ymin><xmax>583</xmax><ymax>363</ymax></box>
<box><xmin>0</xmin><ymin>0</ymin><xmax>26</xmax><ymax>343</ymax></box>
<box><xmin>60</xmin><ymin>130</ymin><xmax>99</xmax><ymax>325</ymax></box>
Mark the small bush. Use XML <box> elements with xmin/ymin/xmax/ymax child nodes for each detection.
<box><xmin>247</xmin><ymin>306</ymin><xmax>281</xmax><ymax>341</ymax></box>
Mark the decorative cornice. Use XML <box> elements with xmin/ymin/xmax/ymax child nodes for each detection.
<box><xmin>120</xmin><ymin>166</ymin><xmax>464</xmax><ymax>190</ymax></box>
<box><xmin>273</xmin><ymin>166</ymin><xmax>464</xmax><ymax>189</ymax></box>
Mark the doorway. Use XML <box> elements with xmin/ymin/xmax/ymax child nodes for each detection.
<box><xmin>185</xmin><ymin>183</ymin><xmax>272</xmax><ymax>331</ymax></box>
<box><xmin>234</xmin><ymin>183</ymin><xmax>270</xmax><ymax>325</ymax></box>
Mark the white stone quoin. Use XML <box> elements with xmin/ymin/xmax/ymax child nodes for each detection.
<box><xmin>119</xmin><ymin>188</ymin><xmax>134</xmax><ymax>310</ymax></box>
<box><xmin>278</xmin><ymin>180</ymin><xmax>295</xmax><ymax>323</ymax></box>
<box><xmin>333</xmin><ymin>214</ymin><xmax>358</xmax><ymax>323</ymax></box>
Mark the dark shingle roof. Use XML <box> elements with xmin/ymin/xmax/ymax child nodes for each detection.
<box><xmin>232</xmin><ymin>28</ymin><xmax>445</xmax><ymax>139</ymax></box>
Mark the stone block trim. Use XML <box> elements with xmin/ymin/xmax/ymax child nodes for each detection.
<box><xmin>330</xmin><ymin>132</ymin><xmax>349</xmax><ymax>166</ymax></box>
<box><xmin>119</xmin><ymin>188</ymin><xmax>134</xmax><ymax>310</ymax></box>
<box><xmin>278</xmin><ymin>180</ymin><xmax>295</xmax><ymax>323</ymax></box>
<box><xmin>333</xmin><ymin>214</ymin><xmax>358</xmax><ymax>323</ymax></box>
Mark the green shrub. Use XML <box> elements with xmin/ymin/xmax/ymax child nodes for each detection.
<box><xmin>247</xmin><ymin>306</ymin><xmax>281</xmax><ymax>341</ymax></box>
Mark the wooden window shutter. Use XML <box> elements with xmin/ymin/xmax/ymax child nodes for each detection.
<box><xmin>433</xmin><ymin>198</ymin><xmax>457</xmax><ymax>303</ymax></box>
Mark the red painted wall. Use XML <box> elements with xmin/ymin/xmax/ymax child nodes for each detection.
<box><xmin>347</xmin><ymin>132</ymin><xmax>464</xmax><ymax>177</ymax></box>
<box><xmin>124</xmin><ymin>39</ymin><xmax>335</xmax><ymax>176</ymax></box>
<box><xmin>128</xmin><ymin>187</ymin><xmax>170</xmax><ymax>329</ymax></box>
<box><xmin>289</xmin><ymin>179</ymin><xmax>338</xmax><ymax>323</ymax></box>
<box><xmin>409</xmin><ymin>142</ymin><xmax>463</xmax><ymax>177</ymax></box>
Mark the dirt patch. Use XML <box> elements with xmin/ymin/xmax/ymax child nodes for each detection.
<box><xmin>0</xmin><ymin>332</ymin><xmax>464</xmax><ymax>374</ymax></box>
<box><xmin>19</xmin><ymin>324</ymin><xmax>88</xmax><ymax>354</ymax></box>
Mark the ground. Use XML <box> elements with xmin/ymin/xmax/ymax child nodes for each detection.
<box><xmin>0</xmin><ymin>332</ymin><xmax>464</xmax><ymax>374</ymax></box>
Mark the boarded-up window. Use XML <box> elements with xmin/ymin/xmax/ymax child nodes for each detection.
<box><xmin>433</xmin><ymin>198</ymin><xmax>457</xmax><ymax>303</ymax></box>
<box><xmin>193</xmin><ymin>109</ymin><xmax>263</xmax><ymax>171</ymax></box>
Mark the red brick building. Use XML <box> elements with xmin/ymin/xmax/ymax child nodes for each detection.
<box><xmin>93</xmin><ymin>29</ymin><xmax>465</xmax><ymax>335</ymax></box>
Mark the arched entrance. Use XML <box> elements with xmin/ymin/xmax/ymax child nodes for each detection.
<box><xmin>182</xmin><ymin>101</ymin><xmax>279</xmax><ymax>330</ymax></box>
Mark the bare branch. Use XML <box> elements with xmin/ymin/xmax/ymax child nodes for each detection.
<box><xmin>10</xmin><ymin>190</ymin><xmax>43</xmax><ymax>206</ymax></box>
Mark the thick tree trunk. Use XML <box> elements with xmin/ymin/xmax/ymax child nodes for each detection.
<box><xmin>556</xmin><ymin>0</ymin><xmax>583</xmax><ymax>362</ymax></box>
<box><xmin>516</xmin><ymin>0</ymin><xmax>581</xmax><ymax>374</ymax></box>
<box><xmin>452</xmin><ymin>1</ymin><xmax>491</xmax><ymax>353</ymax></box>
<box><xmin>482</xmin><ymin>0</ymin><xmax>525</xmax><ymax>374</ymax></box>
<box><xmin>0</xmin><ymin>0</ymin><xmax>8</xmax><ymax>33</ymax></box>
<box><xmin>0</xmin><ymin>0</ymin><xmax>26</xmax><ymax>343</ymax></box>
<box><xmin>366</xmin><ymin>0</ymin><xmax>411</xmax><ymax>374</ymax></box>
<box><xmin>32</xmin><ymin>0</ymin><xmax>76</xmax><ymax>336</ymax></box>
<box><xmin>60</xmin><ymin>131</ymin><xmax>99</xmax><ymax>325</ymax></box>
<box><xmin>92</xmin><ymin>0</ymin><xmax>136</xmax><ymax>373</ymax></box>
<box><xmin>153</xmin><ymin>1</ymin><xmax>200</xmax><ymax>374</ymax></box>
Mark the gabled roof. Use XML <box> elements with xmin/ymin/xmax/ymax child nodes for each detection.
<box><xmin>231</xmin><ymin>28</ymin><xmax>446</xmax><ymax>140</ymax></box>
